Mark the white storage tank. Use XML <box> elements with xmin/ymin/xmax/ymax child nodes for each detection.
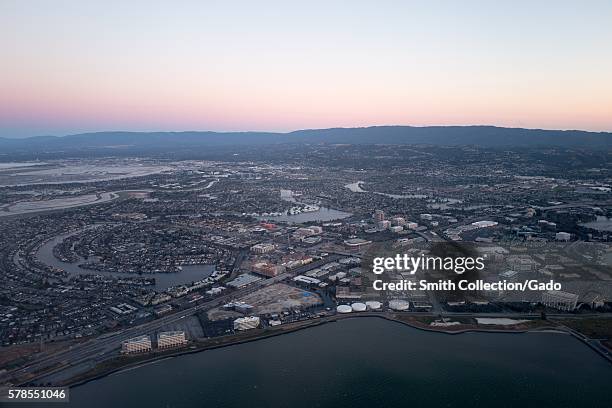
<box><xmin>388</xmin><ymin>299</ymin><xmax>410</xmax><ymax>311</ymax></box>
<box><xmin>351</xmin><ymin>302</ymin><xmax>367</xmax><ymax>312</ymax></box>
<box><xmin>365</xmin><ymin>301</ymin><xmax>382</xmax><ymax>310</ymax></box>
<box><xmin>336</xmin><ymin>304</ymin><xmax>353</xmax><ymax>314</ymax></box>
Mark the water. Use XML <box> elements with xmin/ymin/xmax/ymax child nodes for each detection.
<box><xmin>257</xmin><ymin>189</ymin><xmax>352</xmax><ymax>223</ymax></box>
<box><xmin>345</xmin><ymin>181</ymin><xmax>428</xmax><ymax>199</ymax></box>
<box><xmin>0</xmin><ymin>192</ymin><xmax>118</xmax><ymax>217</ymax></box>
<box><xmin>36</xmin><ymin>229</ymin><xmax>215</xmax><ymax>290</ymax></box>
<box><xmin>0</xmin><ymin>162</ymin><xmax>46</xmax><ymax>169</ymax></box>
<box><xmin>345</xmin><ymin>181</ymin><xmax>367</xmax><ymax>193</ymax></box>
<box><xmin>427</xmin><ymin>198</ymin><xmax>463</xmax><ymax>210</ymax></box>
<box><xmin>66</xmin><ymin>317</ymin><xmax>611</xmax><ymax>408</ymax></box>
<box><xmin>0</xmin><ymin>163</ymin><xmax>170</xmax><ymax>186</ymax></box>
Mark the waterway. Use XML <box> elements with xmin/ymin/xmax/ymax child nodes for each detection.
<box><xmin>0</xmin><ymin>192</ymin><xmax>119</xmax><ymax>217</ymax></box>
<box><xmin>344</xmin><ymin>181</ymin><xmax>428</xmax><ymax>199</ymax></box>
<box><xmin>258</xmin><ymin>189</ymin><xmax>351</xmax><ymax>223</ymax></box>
<box><xmin>66</xmin><ymin>317</ymin><xmax>611</xmax><ymax>408</ymax></box>
<box><xmin>36</xmin><ymin>228</ymin><xmax>214</xmax><ymax>290</ymax></box>
<box><xmin>259</xmin><ymin>207</ymin><xmax>352</xmax><ymax>223</ymax></box>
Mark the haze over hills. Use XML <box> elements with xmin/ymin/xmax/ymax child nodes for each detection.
<box><xmin>1</xmin><ymin>126</ymin><xmax>611</xmax><ymax>155</ymax></box>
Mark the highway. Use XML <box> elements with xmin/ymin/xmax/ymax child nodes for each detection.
<box><xmin>1</xmin><ymin>255</ymin><xmax>341</xmax><ymax>386</ymax></box>
<box><xmin>1</xmin><ymin>271</ymin><xmax>291</xmax><ymax>386</ymax></box>
<box><xmin>3</xmin><ymin>248</ymin><xmax>610</xmax><ymax>385</ymax></box>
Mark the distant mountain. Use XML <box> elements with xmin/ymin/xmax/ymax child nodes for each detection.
<box><xmin>1</xmin><ymin>126</ymin><xmax>610</xmax><ymax>155</ymax></box>
<box><xmin>290</xmin><ymin>126</ymin><xmax>612</xmax><ymax>147</ymax></box>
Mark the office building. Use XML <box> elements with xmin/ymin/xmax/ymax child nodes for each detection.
<box><xmin>157</xmin><ymin>331</ymin><xmax>187</xmax><ymax>349</ymax></box>
<box><xmin>122</xmin><ymin>335</ymin><xmax>152</xmax><ymax>354</ymax></box>
<box><xmin>373</xmin><ymin>210</ymin><xmax>385</xmax><ymax>222</ymax></box>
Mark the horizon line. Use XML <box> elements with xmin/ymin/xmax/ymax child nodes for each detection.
<box><xmin>3</xmin><ymin>124</ymin><xmax>612</xmax><ymax>140</ymax></box>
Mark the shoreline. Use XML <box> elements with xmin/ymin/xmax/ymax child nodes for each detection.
<box><xmin>64</xmin><ymin>312</ymin><xmax>612</xmax><ymax>389</ymax></box>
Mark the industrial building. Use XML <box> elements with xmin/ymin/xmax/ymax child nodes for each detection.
<box><xmin>336</xmin><ymin>304</ymin><xmax>352</xmax><ymax>313</ymax></box>
<box><xmin>365</xmin><ymin>301</ymin><xmax>382</xmax><ymax>310</ymax></box>
<box><xmin>233</xmin><ymin>316</ymin><xmax>260</xmax><ymax>331</ymax></box>
<box><xmin>351</xmin><ymin>302</ymin><xmax>367</xmax><ymax>312</ymax></box>
<box><xmin>542</xmin><ymin>290</ymin><xmax>578</xmax><ymax>311</ymax></box>
<box><xmin>388</xmin><ymin>299</ymin><xmax>410</xmax><ymax>311</ymax></box>
<box><xmin>344</xmin><ymin>238</ymin><xmax>371</xmax><ymax>249</ymax></box>
<box><xmin>227</xmin><ymin>273</ymin><xmax>262</xmax><ymax>288</ymax></box>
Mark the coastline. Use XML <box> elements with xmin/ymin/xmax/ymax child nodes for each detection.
<box><xmin>63</xmin><ymin>312</ymin><xmax>612</xmax><ymax>389</ymax></box>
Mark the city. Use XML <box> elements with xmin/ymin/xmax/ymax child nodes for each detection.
<box><xmin>0</xmin><ymin>144</ymin><xmax>610</xmax><ymax>392</ymax></box>
<box><xmin>2</xmin><ymin>1</ymin><xmax>612</xmax><ymax>406</ymax></box>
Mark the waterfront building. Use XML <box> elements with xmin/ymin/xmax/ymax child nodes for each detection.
<box><xmin>233</xmin><ymin>316</ymin><xmax>260</xmax><ymax>331</ymax></box>
<box><xmin>122</xmin><ymin>335</ymin><xmax>152</xmax><ymax>354</ymax></box>
<box><xmin>157</xmin><ymin>331</ymin><xmax>187</xmax><ymax>349</ymax></box>
<box><xmin>542</xmin><ymin>290</ymin><xmax>578</xmax><ymax>311</ymax></box>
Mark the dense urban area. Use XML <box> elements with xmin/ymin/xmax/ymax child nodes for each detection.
<box><xmin>0</xmin><ymin>143</ymin><xmax>611</xmax><ymax>386</ymax></box>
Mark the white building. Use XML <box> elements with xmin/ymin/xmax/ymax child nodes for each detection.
<box><xmin>471</xmin><ymin>220</ymin><xmax>498</xmax><ymax>228</ymax></box>
<box><xmin>307</xmin><ymin>226</ymin><xmax>323</xmax><ymax>234</ymax></box>
<box><xmin>122</xmin><ymin>335</ymin><xmax>152</xmax><ymax>354</ymax></box>
<box><xmin>555</xmin><ymin>232</ymin><xmax>571</xmax><ymax>241</ymax></box>
<box><xmin>233</xmin><ymin>316</ymin><xmax>260</xmax><ymax>331</ymax></box>
<box><xmin>250</xmin><ymin>243</ymin><xmax>276</xmax><ymax>254</ymax></box>
<box><xmin>157</xmin><ymin>331</ymin><xmax>187</xmax><ymax>349</ymax></box>
<box><xmin>542</xmin><ymin>290</ymin><xmax>578</xmax><ymax>311</ymax></box>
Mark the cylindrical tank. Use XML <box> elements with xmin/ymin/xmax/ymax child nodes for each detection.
<box><xmin>336</xmin><ymin>304</ymin><xmax>353</xmax><ymax>313</ymax></box>
<box><xmin>388</xmin><ymin>299</ymin><xmax>410</xmax><ymax>311</ymax></box>
<box><xmin>351</xmin><ymin>302</ymin><xmax>367</xmax><ymax>312</ymax></box>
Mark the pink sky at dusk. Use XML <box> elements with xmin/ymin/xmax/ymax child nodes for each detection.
<box><xmin>1</xmin><ymin>0</ymin><xmax>611</xmax><ymax>138</ymax></box>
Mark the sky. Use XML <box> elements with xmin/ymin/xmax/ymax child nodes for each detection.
<box><xmin>1</xmin><ymin>0</ymin><xmax>612</xmax><ymax>138</ymax></box>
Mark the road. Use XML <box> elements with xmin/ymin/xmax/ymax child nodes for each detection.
<box><xmin>1</xmin><ymin>271</ymin><xmax>292</xmax><ymax>386</ymax></box>
<box><xmin>2</xmin><ymin>254</ymin><xmax>342</xmax><ymax>386</ymax></box>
